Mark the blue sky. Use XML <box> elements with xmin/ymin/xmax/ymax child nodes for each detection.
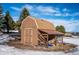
<box><xmin>1</xmin><ymin>3</ymin><xmax>79</xmax><ymax>32</ymax></box>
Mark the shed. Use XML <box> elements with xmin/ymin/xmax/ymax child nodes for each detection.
<box><xmin>21</xmin><ymin>16</ymin><xmax>64</xmax><ymax>47</ymax></box>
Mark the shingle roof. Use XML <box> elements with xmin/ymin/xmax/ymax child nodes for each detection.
<box><xmin>38</xmin><ymin>29</ymin><xmax>64</xmax><ymax>35</ymax></box>
<box><xmin>27</xmin><ymin>16</ymin><xmax>56</xmax><ymax>30</ymax></box>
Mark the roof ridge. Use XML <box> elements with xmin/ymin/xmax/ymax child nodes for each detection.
<box><xmin>28</xmin><ymin>16</ymin><xmax>38</xmax><ymax>28</ymax></box>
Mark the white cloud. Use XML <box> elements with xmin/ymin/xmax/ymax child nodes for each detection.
<box><xmin>37</xmin><ymin>6</ymin><xmax>59</xmax><ymax>13</ymax></box>
<box><xmin>11</xmin><ymin>4</ymin><xmax>79</xmax><ymax>17</ymax></box>
<box><xmin>54</xmin><ymin>13</ymin><xmax>62</xmax><ymax>16</ymax></box>
<box><xmin>41</xmin><ymin>18</ymin><xmax>79</xmax><ymax>32</ymax></box>
<box><xmin>30</xmin><ymin>12</ymin><xmax>39</xmax><ymax>17</ymax></box>
<box><xmin>53</xmin><ymin>19</ymin><xmax>79</xmax><ymax>32</ymax></box>
<box><xmin>10</xmin><ymin>5</ymin><xmax>72</xmax><ymax>17</ymax></box>
<box><xmin>11</xmin><ymin>4</ymin><xmax>33</xmax><ymax>12</ymax></box>
<box><xmin>63</xmin><ymin>12</ymin><xmax>79</xmax><ymax>17</ymax></box>
<box><xmin>63</xmin><ymin>8</ymin><xmax>68</xmax><ymax>12</ymax></box>
<box><xmin>36</xmin><ymin>6</ymin><xmax>72</xmax><ymax>17</ymax></box>
<box><xmin>3</xmin><ymin>12</ymin><xmax>5</xmax><ymax>15</ymax></box>
<box><xmin>10</xmin><ymin>7</ymin><xmax>21</xmax><ymax>11</ymax></box>
<box><xmin>36</xmin><ymin>6</ymin><xmax>63</xmax><ymax>16</ymax></box>
<box><xmin>72</xmin><ymin>12</ymin><xmax>79</xmax><ymax>16</ymax></box>
<box><xmin>52</xmin><ymin>13</ymin><xmax>70</xmax><ymax>16</ymax></box>
<box><xmin>64</xmin><ymin>13</ymin><xmax>70</xmax><ymax>16</ymax></box>
<box><xmin>12</xmin><ymin>16</ymin><xmax>19</xmax><ymax>22</ymax></box>
<box><xmin>22</xmin><ymin>4</ymin><xmax>33</xmax><ymax>10</ymax></box>
<box><xmin>62</xmin><ymin>8</ymin><xmax>79</xmax><ymax>16</ymax></box>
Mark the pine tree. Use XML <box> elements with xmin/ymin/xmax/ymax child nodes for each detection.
<box><xmin>0</xmin><ymin>5</ymin><xmax>3</xmax><ymax>15</ymax></box>
<box><xmin>0</xmin><ymin>5</ymin><xmax>5</xmax><ymax>31</ymax></box>
<box><xmin>5</xmin><ymin>11</ymin><xmax>15</xmax><ymax>33</ymax></box>
<box><xmin>19</xmin><ymin>8</ymin><xmax>30</xmax><ymax>22</ymax></box>
<box><xmin>17</xmin><ymin>8</ymin><xmax>30</xmax><ymax>30</ymax></box>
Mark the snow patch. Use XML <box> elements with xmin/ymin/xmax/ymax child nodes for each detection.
<box><xmin>0</xmin><ymin>35</ymin><xmax>79</xmax><ymax>55</ymax></box>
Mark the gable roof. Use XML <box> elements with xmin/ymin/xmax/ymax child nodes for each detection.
<box><xmin>21</xmin><ymin>16</ymin><xmax>64</xmax><ymax>35</ymax></box>
<box><xmin>26</xmin><ymin>16</ymin><xmax>56</xmax><ymax>30</ymax></box>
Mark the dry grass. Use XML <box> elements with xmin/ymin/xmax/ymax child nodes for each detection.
<box><xmin>6</xmin><ymin>39</ymin><xmax>77</xmax><ymax>52</ymax></box>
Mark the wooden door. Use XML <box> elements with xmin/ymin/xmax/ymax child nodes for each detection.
<box><xmin>24</xmin><ymin>28</ymin><xmax>32</xmax><ymax>45</ymax></box>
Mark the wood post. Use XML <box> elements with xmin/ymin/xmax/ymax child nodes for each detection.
<box><xmin>38</xmin><ymin>33</ymin><xmax>48</xmax><ymax>48</ymax></box>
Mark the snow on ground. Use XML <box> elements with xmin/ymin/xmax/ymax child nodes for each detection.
<box><xmin>0</xmin><ymin>34</ymin><xmax>10</xmax><ymax>43</ymax></box>
<box><xmin>0</xmin><ymin>34</ymin><xmax>15</xmax><ymax>43</ymax></box>
<box><xmin>63</xmin><ymin>36</ymin><xmax>79</xmax><ymax>55</ymax></box>
<box><xmin>0</xmin><ymin>34</ymin><xmax>79</xmax><ymax>55</ymax></box>
<box><xmin>0</xmin><ymin>45</ymin><xmax>65</xmax><ymax>55</ymax></box>
<box><xmin>63</xmin><ymin>37</ymin><xmax>79</xmax><ymax>45</ymax></box>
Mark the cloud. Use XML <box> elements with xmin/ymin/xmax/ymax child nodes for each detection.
<box><xmin>37</xmin><ymin>6</ymin><xmax>59</xmax><ymax>13</ymax></box>
<box><xmin>3</xmin><ymin>12</ymin><xmax>5</xmax><ymax>15</ymax></box>
<box><xmin>10</xmin><ymin>7</ymin><xmax>21</xmax><ymax>11</ymax></box>
<box><xmin>64</xmin><ymin>13</ymin><xmax>70</xmax><ymax>16</ymax></box>
<box><xmin>11</xmin><ymin>4</ymin><xmax>33</xmax><ymax>12</ymax></box>
<box><xmin>10</xmin><ymin>5</ymin><xmax>72</xmax><ymax>17</ymax></box>
<box><xmin>41</xmin><ymin>18</ymin><xmax>79</xmax><ymax>32</ymax></box>
<box><xmin>62</xmin><ymin>8</ymin><xmax>79</xmax><ymax>16</ymax></box>
<box><xmin>10</xmin><ymin>4</ymin><xmax>79</xmax><ymax>17</ymax></box>
<box><xmin>12</xmin><ymin>16</ymin><xmax>19</xmax><ymax>22</ymax></box>
<box><xmin>72</xmin><ymin>12</ymin><xmax>79</xmax><ymax>16</ymax></box>
<box><xmin>30</xmin><ymin>12</ymin><xmax>39</xmax><ymax>17</ymax></box>
<box><xmin>54</xmin><ymin>13</ymin><xmax>62</xmax><ymax>16</ymax></box>
<box><xmin>23</xmin><ymin>4</ymin><xmax>33</xmax><ymax>10</ymax></box>
<box><xmin>36</xmin><ymin>6</ymin><xmax>62</xmax><ymax>16</ymax></box>
<box><xmin>44</xmin><ymin>12</ymin><xmax>70</xmax><ymax>17</ymax></box>
<box><xmin>63</xmin><ymin>8</ymin><xmax>69</xmax><ymax>12</ymax></box>
<box><xmin>52</xmin><ymin>19</ymin><xmax>79</xmax><ymax>32</ymax></box>
<box><xmin>36</xmin><ymin>6</ymin><xmax>72</xmax><ymax>17</ymax></box>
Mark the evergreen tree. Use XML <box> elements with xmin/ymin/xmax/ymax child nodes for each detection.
<box><xmin>17</xmin><ymin>8</ymin><xmax>30</xmax><ymax>30</ymax></box>
<box><xmin>19</xmin><ymin>8</ymin><xmax>29</xmax><ymax>22</ymax></box>
<box><xmin>5</xmin><ymin>11</ymin><xmax>15</xmax><ymax>33</ymax></box>
<box><xmin>56</xmin><ymin>25</ymin><xmax>65</xmax><ymax>33</ymax></box>
<box><xmin>0</xmin><ymin>5</ymin><xmax>5</xmax><ymax>31</ymax></box>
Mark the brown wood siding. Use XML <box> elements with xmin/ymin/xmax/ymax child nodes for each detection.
<box><xmin>21</xmin><ymin>17</ymin><xmax>38</xmax><ymax>46</ymax></box>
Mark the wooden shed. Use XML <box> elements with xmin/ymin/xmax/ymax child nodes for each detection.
<box><xmin>21</xmin><ymin>16</ymin><xmax>64</xmax><ymax>47</ymax></box>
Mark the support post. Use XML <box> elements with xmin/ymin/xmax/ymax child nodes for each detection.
<box><xmin>46</xmin><ymin>34</ymin><xmax>48</xmax><ymax>48</ymax></box>
<box><xmin>55</xmin><ymin>36</ymin><xmax>57</xmax><ymax>46</ymax></box>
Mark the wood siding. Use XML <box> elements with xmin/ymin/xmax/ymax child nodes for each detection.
<box><xmin>21</xmin><ymin>17</ymin><xmax>38</xmax><ymax>46</ymax></box>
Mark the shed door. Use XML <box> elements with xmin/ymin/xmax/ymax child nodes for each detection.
<box><xmin>24</xmin><ymin>28</ymin><xmax>32</xmax><ymax>45</ymax></box>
